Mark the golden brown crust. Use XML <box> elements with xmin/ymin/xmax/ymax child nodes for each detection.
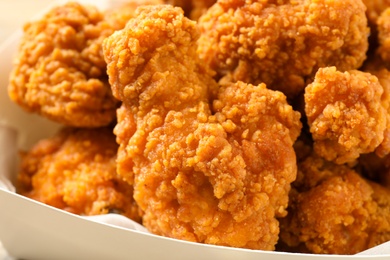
<box><xmin>105</xmin><ymin>0</ymin><xmax>165</xmax><ymax>28</ymax></box>
<box><xmin>363</xmin><ymin>0</ymin><xmax>390</xmax><ymax>26</ymax></box>
<box><xmin>17</xmin><ymin>127</ymin><xmax>141</xmax><ymax>222</ymax></box>
<box><xmin>305</xmin><ymin>67</ymin><xmax>387</xmax><ymax>164</ymax></box>
<box><xmin>8</xmin><ymin>2</ymin><xmax>120</xmax><ymax>127</ymax></box>
<box><xmin>378</xmin><ymin>8</ymin><xmax>390</xmax><ymax>63</ymax></box>
<box><xmin>279</xmin><ymin>153</ymin><xmax>390</xmax><ymax>254</ymax></box>
<box><xmin>11</xmin><ymin>0</ymin><xmax>390</xmax><ymax>255</ymax></box>
<box><xmin>364</xmin><ymin>67</ymin><xmax>390</xmax><ymax>157</ymax></box>
<box><xmin>197</xmin><ymin>0</ymin><xmax>369</xmax><ymax>98</ymax></box>
<box><xmin>103</xmin><ymin>5</ymin><xmax>301</xmax><ymax>250</ymax></box>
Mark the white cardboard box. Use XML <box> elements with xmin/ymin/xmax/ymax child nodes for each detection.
<box><xmin>0</xmin><ymin>1</ymin><xmax>389</xmax><ymax>259</ymax></box>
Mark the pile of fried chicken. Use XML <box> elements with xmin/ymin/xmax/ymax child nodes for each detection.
<box><xmin>9</xmin><ymin>0</ymin><xmax>390</xmax><ymax>255</ymax></box>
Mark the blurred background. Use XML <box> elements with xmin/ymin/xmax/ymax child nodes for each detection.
<box><xmin>0</xmin><ymin>1</ymin><xmax>54</xmax><ymax>44</ymax></box>
<box><xmin>0</xmin><ymin>1</ymin><xmax>54</xmax><ymax>258</ymax></box>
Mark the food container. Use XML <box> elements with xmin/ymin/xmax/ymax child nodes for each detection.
<box><xmin>0</xmin><ymin>0</ymin><xmax>389</xmax><ymax>259</ymax></box>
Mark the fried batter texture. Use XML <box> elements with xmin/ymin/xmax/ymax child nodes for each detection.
<box><xmin>362</xmin><ymin>65</ymin><xmax>390</xmax><ymax>157</ymax></box>
<box><xmin>378</xmin><ymin>7</ymin><xmax>390</xmax><ymax>64</ymax></box>
<box><xmin>17</xmin><ymin>127</ymin><xmax>140</xmax><ymax>222</ymax></box>
<box><xmin>197</xmin><ymin>0</ymin><xmax>369</xmax><ymax>98</ymax></box>
<box><xmin>8</xmin><ymin>2</ymin><xmax>120</xmax><ymax>127</ymax></box>
<box><xmin>106</xmin><ymin>0</ymin><xmax>164</xmax><ymax>27</ymax></box>
<box><xmin>363</xmin><ymin>0</ymin><xmax>390</xmax><ymax>26</ymax></box>
<box><xmin>11</xmin><ymin>0</ymin><xmax>390</xmax><ymax>255</ymax></box>
<box><xmin>279</xmin><ymin>153</ymin><xmax>390</xmax><ymax>254</ymax></box>
<box><xmin>103</xmin><ymin>5</ymin><xmax>301</xmax><ymax>250</ymax></box>
<box><xmin>305</xmin><ymin>67</ymin><xmax>387</xmax><ymax>164</ymax></box>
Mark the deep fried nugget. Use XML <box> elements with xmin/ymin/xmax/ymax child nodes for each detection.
<box><xmin>362</xmin><ymin>65</ymin><xmax>390</xmax><ymax>157</ymax></box>
<box><xmin>106</xmin><ymin>0</ymin><xmax>164</xmax><ymax>28</ymax></box>
<box><xmin>8</xmin><ymin>2</ymin><xmax>120</xmax><ymax>127</ymax></box>
<box><xmin>197</xmin><ymin>0</ymin><xmax>369</xmax><ymax>98</ymax></box>
<box><xmin>305</xmin><ymin>67</ymin><xmax>387</xmax><ymax>164</ymax></box>
<box><xmin>362</xmin><ymin>0</ymin><xmax>390</xmax><ymax>52</ymax></box>
<box><xmin>363</xmin><ymin>0</ymin><xmax>390</xmax><ymax>26</ymax></box>
<box><xmin>377</xmin><ymin>8</ymin><xmax>390</xmax><ymax>64</ymax></box>
<box><xmin>17</xmin><ymin>127</ymin><xmax>140</xmax><ymax>222</ymax></box>
<box><xmin>212</xmin><ymin>78</ymin><xmax>302</xmax><ymax>219</ymax></box>
<box><xmin>279</xmin><ymin>153</ymin><xmax>390</xmax><ymax>254</ymax></box>
<box><xmin>103</xmin><ymin>5</ymin><xmax>301</xmax><ymax>250</ymax></box>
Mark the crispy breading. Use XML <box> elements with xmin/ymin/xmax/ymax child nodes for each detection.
<box><xmin>8</xmin><ymin>2</ymin><xmax>122</xmax><ymax>127</ymax></box>
<box><xmin>305</xmin><ymin>67</ymin><xmax>387</xmax><ymax>164</ymax></box>
<box><xmin>17</xmin><ymin>127</ymin><xmax>141</xmax><ymax>222</ymax></box>
<box><xmin>197</xmin><ymin>0</ymin><xmax>369</xmax><ymax>98</ymax></box>
<box><xmin>103</xmin><ymin>4</ymin><xmax>301</xmax><ymax>250</ymax></box>
<box><xmin>279</xmin><ymin>153</ymin><xmax>390</xmax><ymax>254</ymax></box>
<box><xmin>363</xmin><ymin>0</ymin><xmax>390</xmax><ymax>26</ymax></box>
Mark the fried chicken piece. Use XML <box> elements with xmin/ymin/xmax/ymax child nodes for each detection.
<box><xmin>304</xmin><ymin>66</ymin><xmax>387</xmax><ymax>164</ymax></box>
<box><xmin>197</xmin><ymin>0</ymin><xmax>369</xmax><ymax>98</ymax></box>
<box><xmin>164</xmin><ymin>0</ymin><xmax>216</xmax><ymax>20</ymax></box>
<box><xmin>279</xmin><ymin>153</ymin><xmax>390</xmax><ymax>254</ymax></box>
<box><xmin>17</xmin><ymin>127</ymin><xmax>141</xmax><ymax>222</ymax></box>
<box><xmin>363</xmin><ymin>0</ymin><xmax>390</xmax><ymax>26</ymax></box>
<box><xmin>103</xmin><ymin>5</ymin><xmax>301</xmax><ymax>250</ymax></box>
<box><xmin>8</xmin><ymin>2</ymin><xmax>121</xmax><ymax>127</ymax></box>
<box><xmin>377</xmin><ymin>8</ymin><xmax>390</xmax><ymax>64</ymax></box>
<box><xmin>106</xmin><ymin>0</ymin><xmax>164</xmax><ymax>28</ymax></box>
<box><xmin>8</xmin><ymin>1</ymin><xmax>161</xmax><ymax>127</ymax></box>
<box><xmin>362</xmin><ymin>65</ymin><xmax>390</xmax><ymax>157</ymax></box>
<box><xmin>362</xmin><ymin>0</ymin><xmax>390</xmax><ymax>49</ymax></box>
